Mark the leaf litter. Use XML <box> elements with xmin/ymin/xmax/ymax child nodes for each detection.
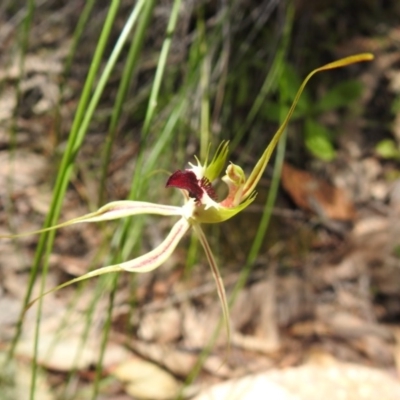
<box><xmin>1</xmin><ymin>2</ymin><xmax>400</xmax><ymax>400</ymax></box>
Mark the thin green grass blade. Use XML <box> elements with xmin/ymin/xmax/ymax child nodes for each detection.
<box><xmin>115</xmin><ymin>0</ymin><xmax>183</xmax><ymax>286</ymax></box>
<box><xmin>99</xmin><ymin>0</ymin><xmax>156</xmax><ymax>204</ymax></box>
<box><xmin>141</xmin><ymin>0</ymin><xmax>183</xmax><ymax>136</ymax></box>
<box><xmin>198</xmin><ymin>9</ymin><xmax>211</xmax><ymax>161</ymax></box>
<box><xmin>143</xmin><ymin>96</ymin><xmax>187</xmax><ymax>171</ymax></box>
<box><xmin>54</xmin><ymin>0</ymin><xmax>97</xmax><ymax>143</ymax></box>
<box><xmin>229</xmin><ymin>1</ymin><xmax>293</xmax><ymax>299</ymax></box>
<box><xmin>8</xmin><ymin>2</ymin><xmax>125</xmax><ymax>397</ymax></box>
<box><xmin>71</xmin><ymin>0</ymin><xmax>147</xmax><ymax>158</ymax></box>
<box><xmin>10</xmin><ymin>0</ymin><xmax>150</xmax><ymax>364</ymax></box>
<box><xmin>4</xmin><ymin>0</ymin><xmax>36</xmax><ymax>235</ymax></box>
<box><xmin>62</xmin><ymin>0</ymin><xmax>96</xmax><ymax>77</ymax></box>
<box><xmin>7</xmin><ymin>0</ymin><xmax>36</xmax><ymax>397</ymax></box>
<box><xmin>45</xmin><ymin>273</ymin><xmax>110</xmax><ymax>400</ymax></box>
<box><xmin>232</xmin><ymin>76</ymin><xmax>291</xmax><ymax>307</ymax></box>
<box><xmin>230</xmin><ymin>4</ymin><xmax>292</xmax><ymax>150</ymax></box>
<box><xmin>21</xmin><ymin>0</ymin><xmax>122</xmax><ymax>349</ymax></box>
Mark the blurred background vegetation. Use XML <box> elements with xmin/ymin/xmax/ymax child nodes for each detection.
<box><xmin>1</xmin><ymin>0</ymin><xmax>400</xmax><ymax>399</ymax></box>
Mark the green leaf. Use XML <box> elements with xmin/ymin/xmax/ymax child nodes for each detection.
<box><xmin>376</xmin><ymin>139</ymin><xmax>400</xmax><ymax>160</ymax></box>
<box><xmin>280</xmin><ymin>64</ymin><xmax>312</xmax><ymax>112</ymax></box>
<box><xmin>391</xmin><ymin>96</ymin><xmax>400</xmax><ymax>114</ymax></box>
<box><xmin>305</xmin><ymin>118</ymin><xmax>336</xmax><ymax>161</ymax></box>
<box><xmin>262</xmin><ymin>100</ymin><xmax>303</xmax><ymax>122</ymax></box>
<box><xmin>262</xmin><ymin>100</ymin><xmax>282</xmax><ymax>122</ymax></box>
<box><xmin>316</xmin><ymin>80</ymin><xmax>363</xmax><ymax>112</ymax></box>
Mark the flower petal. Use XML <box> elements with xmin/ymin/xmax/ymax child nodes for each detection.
<box><xmin>26</xmin><ymin>218</ymin><xmax>190</xmax><ymax>310</ymax></box>
<box><xmin>74</xmin><ymin>201</ymin><xmax>183</xmax><ymax>223</ymax></box>
<box><xmin>118</xmin><ymin>217</ymin><xmax>190</xmax><ymax>273</ymax></box>
<box><xmin>0</xmin><ymin>201</ymin><xmax>183</xmax><ymax>239</ymax></box>
<box><xmin>193</xmin><ymin>223</ymin><xmax>231</xmax><ymax>343</ymax></box>
<box><xmin>166</xmin><ymin>170</ymin><xmax>205</xmax><ymax>201</ymax></box>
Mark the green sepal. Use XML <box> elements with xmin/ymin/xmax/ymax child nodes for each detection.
<box><xmin>204</xmin><ymin>141</ymin><xmax>230</xmax><ymax>182</ymax></box>
<box><xmin>196</xmin><ymin>191</ymin><xmax>257</xmax><ymax>224</ymax></box>
<box><xmin>242</xmin><ymin>53</ymin><xmax>374</xmax><ymax>200</ymax></box>
<box><xmin>25</xmin><ymin>218</ymin><xmax>190</xmax><ymax>311</ymax></box>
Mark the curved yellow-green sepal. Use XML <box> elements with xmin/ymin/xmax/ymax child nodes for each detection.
<box><xmin>0</xmin><ymin>201</ymin><xmax>182</xmax><ymax>240</ymax></box>
<box><xmin>118</xmin><ymin>217</ymin><xmax>190</xmax><ymax>272</ymax></box>
<box><xmin>25</xmin><ymin>218</ymin><xmax>190</xmax><ymax>311</ymax></box>
<box><xmin>74</xmin><ymin>201</ymin><xmax>183</xmax><ymax>222</ymax></box>
<box><xmin>196</xmin><ymin>191</ymin><xmax>257</xmax><ymax>224</ymax></box>
<box><xmin>242</xmin><ymin>53</ymin><xmax>374</xmax><ymax>199</ymax></box>
<box><xmin>205</xmin><ymin>141</ymin><xmax>230</xmax><ymax>182</ymax></box>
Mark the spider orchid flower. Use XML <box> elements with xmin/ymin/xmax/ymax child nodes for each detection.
<box><xmin>2</xmin><ymin>53</ymin><xmax>373</xmax><ymax>339</ymax></box>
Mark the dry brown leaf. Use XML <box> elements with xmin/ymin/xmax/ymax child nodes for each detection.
<box><xmin>0</xmin><ymin>151</ymin><xmax>47</xmax><ymax>190</ymax></box>
<box><xmin>16</xmin><ymin>333</ymin><xmax>98</xmax><ymax>371</ymax></box>
<box><xmin>193</xmin><ymin>373</ymin><xmax>300</xmax><ymax>400</ymax></box>
<box><xmin>112</xmin><ymin>358</ymin><xmax>181</xmax><ymax>400</ymax></box>
<box><xmin>392</xmin><ymin>327</ymin><xmax>400</xmax><ymax>377</ymax></box>
<box><xmin>137</xmin><ymin>308</ymin><xmax>181</xmax><ymax>343</ymax></box>
<box><xmin>0</xmin><ymin>352</ymin><xmax>54</xmax><ymax>400</ymax></box>
<box><xmin>128</xmin><ymin>341</ymin><xmax>198</xmax><ymax>377</ymax></box>
<box><xmin>15</xmin><ymin>328</ymin><xmax>131</xmax><ymax>376</ymax></box>
<box><xmin>281</xmin><ymin>162</ymin><xmax>356</xmax><ymax>221</ymax></box>
<box><xmin>349</xmin><ymin>335</ymin><xmax>394</xmax><ymax>366</ymax></box>
<box><xmin>182</xmin><ymin>302</ymin><xmax>224</xmax><ymax>348</ymax></box>
<box><xmin>128</xmin><ymin>340</ymin><xmax>232</xmax><ymax>379</ymax></box>
<box><xmin>0</xmin><ymin>87</ymin><xmax>17</xmax><ymax>121</ymax></box>
<box><xmin>266</xmin><ymin>361</ymin><xmax>400</xmax><ymax>400</ymax></box>
<box><xmin>232</xmin><ymin>332</ymin><xmax>280</xmax><ymax>354</ymax></box>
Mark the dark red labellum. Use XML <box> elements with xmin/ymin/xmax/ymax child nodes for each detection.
<box><xmin>166</xmin><ymin>170</ymin><xmax>204</xmax><ymax>201</ymax></box>
<box><xmin>166</xmin><ymin>170</ymin><xmax>217</xmax><ymax>202</ymax></box>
